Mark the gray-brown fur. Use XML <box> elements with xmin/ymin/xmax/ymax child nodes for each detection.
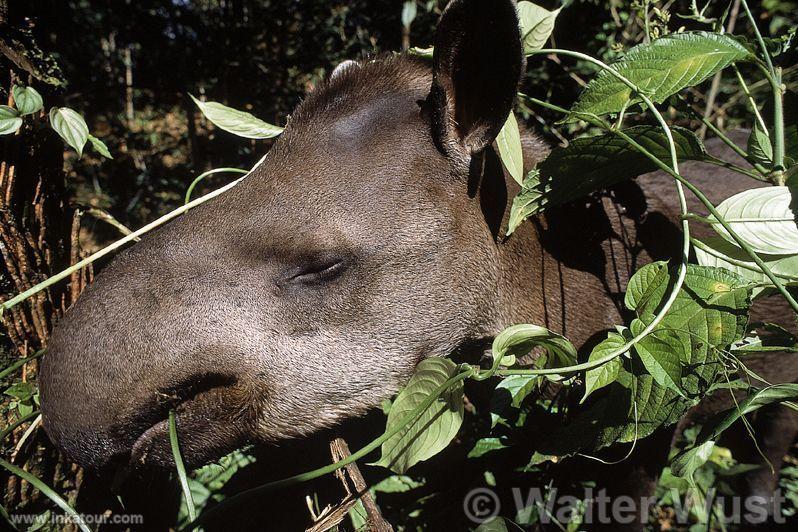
<box><xmin>38</xmin><ymin>0</ymin><xmax>795</xmax><ymax>518</ymax></box>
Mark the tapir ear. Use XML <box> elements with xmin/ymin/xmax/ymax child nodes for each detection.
<box><xmin>428</xmin><ymin>0</ymin><xmax>524</xmax><ymax>159</ymax></box>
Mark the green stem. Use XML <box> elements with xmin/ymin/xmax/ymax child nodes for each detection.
<box><xmin>732</xmin><ymin>65</ymin><xmax>769</xmax><ymax>133</ymax></box>
<box><xmin>169</xmin><ymin>411</ymin><xmax>196</xmax><ymax>523</ymax></box>
<box><xmin>677</xmin><ymin>97</ymin><xmax>770</xmax><ymax>177</ymax></box>
<box><xmin>0</xmin><ymin>410</ymin><xmax>40</xmax><ymax>442</ymax></box>
<box><xmin>742</xmin><ymin>0</ymin><xmax>785</xmax><ymax>173</ymax></box>
<box><xmin>740</xmin><ymin>0</ymin><xmax>775</xmax><ymax>74</ymax></box>
<box><xmin>0</xmin><ymin>350</ymin><xmax>44</xmax><ymax>381</ymax></box>
<box><xmin>181</xmin><ymin>367</ymin><xmax>475</xmax><ymax>531</ymax></box>
<box><xmin>0</xmin><ymin>458</ymin><xmax>91</xmax><ymax>532</ymax></box>
<box><xmin>184</xmin><ymin>168</ymin><xmax>248</xmax><ymax>205</ymax></box>
<box><xmin>0</xmin><ymin>155</ymin><xmax>266</xmax><ymax>315</ymax></box>
<box><xmin>691</xmin><ymin>238</ymin><xmax>797</xmax><ymax>281</ymax></box>
<box><xmin>702</xmin><ymin>155</ymin><xmax>768</xmax><ymax>182</ymax></box>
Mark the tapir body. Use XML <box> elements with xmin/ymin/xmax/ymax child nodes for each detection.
<box><xmin>38</xmin><ymin>0</ymin><xmax>796</xmax><ymax>525</ymax></box>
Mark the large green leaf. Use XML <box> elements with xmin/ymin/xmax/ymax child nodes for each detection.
<box><xmin>526</xmin><ymin>126</ymin><xmax>706</xmax><ymax>215</ymax></box>
<box><xmin>517</xmin><ymin>1</ymin><xmax>560</xmax><ymax>55</ymax></box>
<box><xmin>694</xmin><ymin>236</ymin><xmax>798</xmax><ymax>285</ymax></box>
<box><xmin>49</xmin><ymin>107</ymin><xmax>89</xmax><ymax>156</ymax></box>
<box><xmin>12</xmin><ymin>85</ymin><xmax>43</xmax><ymax>116</ymax></box>
<box><xmin>571</xmin><ymin>32</ymin><xmax>752</xmax><ymax>118</ymax></box>
<box><xmin>496</xmin><ymin>111</ymin><xmax>524</xmax><ymax>185</ymax></box>
<box><xmin>0</xmin><ymin>106</ymin><xmax>22</xmax><ymax>135</ymax></box>
<box><xmin>373</xmin><ymin>358</ymin><xmax>464</xmax><ymax>474</ymax></box>
<box><xmin>711</xmin><ymin>186</ymin><xmax>798</xmax><ymax>254</ymax></box>
<box><xmin>190</xmin><ymin>94</ymin><xmax>283</xmax><ymax>139</ymax></box>
<box><xmin>628</xmin><ymin>262</ymin><xmax>750</xmax><ymax>348</ymax></box>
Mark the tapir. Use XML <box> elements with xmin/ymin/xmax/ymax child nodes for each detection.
<box><xmin>38</xmin><ymin>0</ymin><xmax>797</xmax><ymax>525</ymax></box>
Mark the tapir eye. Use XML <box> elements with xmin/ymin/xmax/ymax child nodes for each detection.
<box><xmin>280</xmin><ymin>255</ymin><xmax>349</xmax><ymax>287</ymax></box>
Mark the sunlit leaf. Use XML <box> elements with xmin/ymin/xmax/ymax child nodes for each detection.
<box><xmin>698</xmin><ymin>384</ymin><xmax>798</xmax><ymax>443</ymax></box>
<box><xmin>671</xmin><ymin>440</ymin><xmax>716</xmax><ymax>486</ymax></box>
<box><xmin>693</xmin><ymin>236</ymin><xmax>798</xmax><ymax>287</ymax></box>
<box><xmin>571</xmin><ymin>32</ymin><xmax>752</xmax><ymax>118</ymax></box>
<box><xmin>507</xmin><ymin>169</ymin><xmax>543</xmax><ymax>235</ymax></box>
<box><xmin>371</xmin><ymin>475</ymin><xmax>424</xmax><ymax>493</ymax></box>
<box><xmin>12</xmin><ymin>85</ymin><xmax>43</xmax><ymax>116</ymax></box>
<box><xmin>496</xmin><ymin>111</ymin><xmax>524</xmax><ymax>185</ymax></box>
<box><xmin>468</xmin><ymin>437</ymin><xmax>509</xmax><ymax>458</ymax></box>
<box><xmin>711</xmin><ymin>186</ymin><xmax>798</xmax><ymax>254</ymax></box>
<box><xmin>373</xmin><ymin>358</ymin><xmax>464</xmax><ymax>474</ymax></box>
<box><xmin>493</xmin><ymin>324</ymin><xmax>577</xmax><ymax>369</ymax></box>
<box><xmin>631</xmin><ymin>321</ymin><xmax>684</xmax><ymax>397</ymax></box>
<box><xmin>582</xmin><ymin>332</ymin><xmax>625</xmax><ymax>403</ymax></box>
<box><xmin>0</xmin><ymin>106</ymin><xmax>22</xmax><ymax>135</ymax></box>
<box><xmin>530</xmin><ymin>126</ymin><xmax>706</xmax><ymax>215</ymax></box>
<box><xmin>190</xmin><ymin>94</ymin><xmax>283</xmax><ymax>139</ymax></box>
<box><xmin>747</xmin><ymin>120</ymin><xmax>773</xmax><ymax>168</ymax></box>
<box><xmin>88</xmin><ymin>135</ymin><xmax>112</xmax><ymax>159</ymax></box>
<box><xmin>49</xmin><ymin>107</ymin><xmax>89</xmax><ymax>156</ymax></box>
<box><xmin>517</xmin><ymin>1</ymin><xmax>560</xmax><ymax>54</ymax></box>
<box><xmin>538</xmin><ymin>264</ymin><xmax>751</xmax><ymax>455</ymax></box>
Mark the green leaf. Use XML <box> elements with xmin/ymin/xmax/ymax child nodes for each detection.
<box><xmin>507</xmin><ymin>169</ymin><xmax>543</xmax><ymax>235</ymax></box>
<box><xmin>631</xmin><ymin>321</ymin><xmax>684</xmax><ymax>397</ymax></box>
<box><xmin>371</xmin><ymin>475</ymin><xmax>424</xmax><ymax>493</ymax></box>
<box><xmin>476</xmin><ymin>517</ymin><xmax>510</xmax><ymax>532</ymax></box>
<box><xmin>582</xmin><ymin>332</ymin><xmax>625</xmax><ymax>402</ymax></box>
<box><xmin>4</xmin><ymin>381</ymin><xmax>36</xmax><ymax>402</ymax></box>
<box><xmin>571</xmin><ymin>32</ymin><xmax>752</xmax><ymax>118</ymax></box>
<box><xmin>49</xmin><ymin>107</ymin><xmax>89</xmax><ymax>156</ymax></box>
<box><xmin>468</xmin><ymin>437</ymin><xmax>509</xmax><ymax>458</ymax></box>
<box><xmin>11</xmin><ymin>85</ymin><xmax>43</xmax><ymax>116</ymax></box>
<box><xmin>517</xmin><ymin>1</ymin><xmax>560</xmax><ymax>55</ymax></box>
<box><xmin>624</xmin><ymin>261</ymin><xmax>669</xmax><ymax>312</ymax></box>
<box><xmin>0</xmin><ymin>105</ymin><xmax>22</xmax><ymax>135</ymax></box>
<box><xmin>711</xmin><ymin>186</ymin><xmax>798</xmax><ymax>254</ymax></box>
<box><xmin>747</xmin><ymin>120</ymin><xmax>773</xmax><ymax>168</ymax></box>
<box><xmin>190</xmin><ymin>94</ymin><xmax>283</xmax><ymax>139</ymax></box>
<box><xmin>492</xmin><ymin>324</ymin><xmax>577</xmax><ymax>368</ymax></box>
<box><xmin>496</xmin><ymin>111</ymin><xmax>524</xmax><ymax>185</ymax></box>
<box><xmin>530</xmin><ymin>126</ymin><xmax>706</xmax><ymax>214</ymax></box>
<box><xmin>373</xmin><ymin>358</ymin><xmax>464</xmax><ymax>474</ymax></box>
<box><xmin>697</xmin><ymin>383</ymin><xmax>798</xmax><ymax>444</ymax></box>
<box><xmin>88</xmin><ymin>135</ymin><xmax>112</xmax><ymax>159</ymax></box>
<box><xmin>671</xmin><ymin>440</ymin><xmax>716</xmax><ymax>486</ymax></box>
<box><xmin>693</xmin><ymin>236</ymin><xmax>798</xmax><ymax>286</ymax></box>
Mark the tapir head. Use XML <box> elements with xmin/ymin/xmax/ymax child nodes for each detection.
<box><xmin>40</xmin><ymin>0</ymin><xmax>529</xmax><ymax>469</ymax></box>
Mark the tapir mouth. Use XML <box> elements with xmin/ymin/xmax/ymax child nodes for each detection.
<box><xmin>122</xmin><ymin>373</ymin><xmax>251</xmax><ymax>469</ymax></box>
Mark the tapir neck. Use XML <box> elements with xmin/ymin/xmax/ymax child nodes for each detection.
<box><xmin>488</xmin><ymin>132</ymin><xmax>626</xmax><ymax>350</ymax></box>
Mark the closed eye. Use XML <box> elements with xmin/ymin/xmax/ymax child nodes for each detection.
<box><xmin>280</xmin><ymin>256</ymin><xmax>349</xmax><ymax>287</ymax></box>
